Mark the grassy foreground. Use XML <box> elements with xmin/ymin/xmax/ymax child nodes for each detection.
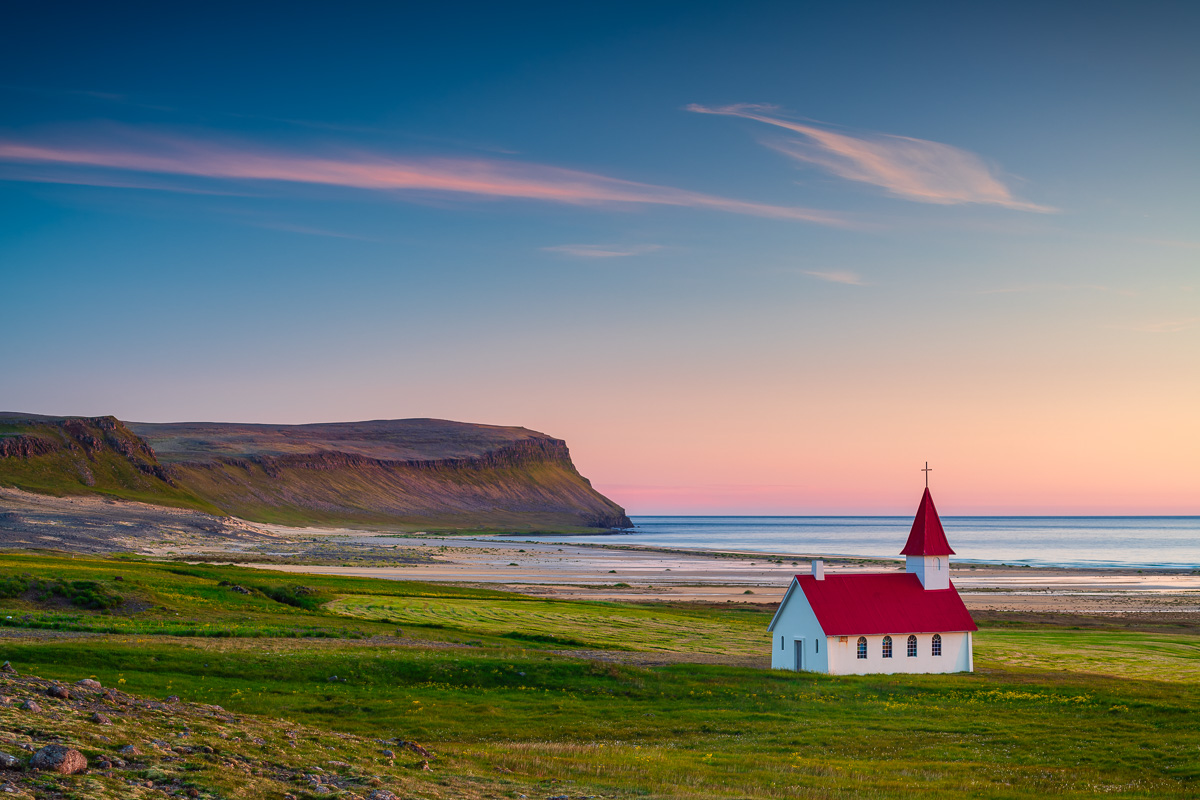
<box><xmin>0</xmin><ymin>552</ymin><xmax>1196</xmax><ymax>798</ymax></box>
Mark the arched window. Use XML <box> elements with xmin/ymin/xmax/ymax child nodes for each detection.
<box><xmin>936</xmin><ymin>557</ymin><xmax>942</xmax><ymax>570</ymax></box>
<box><xmin>932</xmin><ymin>633</ymin><xmax>942</xmax><ymax>656</ymax></box>
<box><xmin>857</xmin><ymin>636</ymin><xmax>867</xmax><ymax>659</ymax></box>
<box><xmin>907</xmin><ymin>634</ymin><xmax>918</xmax><ymax>657</ymax></box>
<box><xmin>882</xmin><ymin>636</ymin><xmax>893</xmax><ymax>658</ymax></box>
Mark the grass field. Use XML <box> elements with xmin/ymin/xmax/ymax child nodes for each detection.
<box><xmin>0</xmin><ymin>552</ymin><xmax>1196</xmax><ymax>798</ymax></box>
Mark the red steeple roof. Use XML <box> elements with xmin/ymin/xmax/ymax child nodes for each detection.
<box><xmin>900</xmin><ymin>488</ymin><xmax>955</xmax><ymax>556</ymax></box>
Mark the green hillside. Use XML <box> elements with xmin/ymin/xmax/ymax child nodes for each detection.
<box><xmin>0</xmin><ymin>415</ymin><xmax>223</xmax><ymax>513</ymax></box>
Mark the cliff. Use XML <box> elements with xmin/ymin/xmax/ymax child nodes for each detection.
<box><xmin>0</xmin><ymin>415</ymin><xmax>631</xmax><ymax>531</ymax></box>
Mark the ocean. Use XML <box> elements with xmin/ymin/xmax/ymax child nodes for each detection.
<box><xmin>520</xmin><ymin>516</ymin><xmax>1200</xmax><ymax>570</ymax></box>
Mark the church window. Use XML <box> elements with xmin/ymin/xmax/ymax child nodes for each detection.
<box><xmin>907</xmin><ymin>635</ymin><xmax>918</xmax><ymax>657</ymax></box>
<box><xmin>856</xmin><ymin>637</ymin><xmax>867</xmax><ymax>659</ymax></box>
<box><xmin>882</xmin><ymin>636</ymin><xmax>892</xmax><ymax>658</ymax></box>
<box><xmin>932</xmin><ymin>633</ymin><xmax>942</xmax><ymax>656</ymax></box>
<box><xmin>816</xmin><ymin>638</ymin><xmax>819</xmax><ymax>653</ymax></box>
<box><xmin>781</xmin><ymin>636</ymin><xmax>784</xmax><ymax>650</ymax></box>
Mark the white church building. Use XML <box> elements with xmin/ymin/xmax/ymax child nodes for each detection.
<box><xmin>768</xmin><ymin>488</ymin><xmax>976</xmax><ymax>675</ymax></box>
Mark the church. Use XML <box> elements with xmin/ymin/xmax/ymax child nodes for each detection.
<box><xmin>767</xmin><ymin>487</ymin><xmax>976</xmax><ymax>675</ymax></box>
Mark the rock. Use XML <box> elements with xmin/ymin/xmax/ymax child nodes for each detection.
<box><xmin>0</xmin><ymin>662</ymin><xmax>15</xmax><ymax>674</ymax></box>
<box><xmin>118</xmin><ymin>745</ymin><xmax>141</xmax><ymax>756</ymax></box>
<box><xmin>0</xmin><ymin>752</ymin><xmax>20</xmax><ymax>770</ymax></box>
<box><xmin>91</xmin><ymin>712</ymin><xmax>112</xmax><ymax>725</ymax></box>
<box><xmin>19</xmin><ymin>700</ymin><xmax>40</xmax><ymax>712</ymax></box>
<box><xmin>381</xmin><ymin>749</ymin><xmax>394</xmax><ymax>758</ymax></box>
<box><xmin>29</xmin><ymin>745</ymin><xmax>87</xmax><ymax>775</ymax></box>
<box><xmin>397</xmin><ymin>740</ymin><xmax>433</xmax><ymax>759</ymax></box>
<box><xmin>76</xmin><ymin>678</ymin><xmax>102</xmax><ymax>690</ymax></box>
<box><xmin>46</xmin><ymin>685</ymin><xmax>70</xmax><ymax>700</ymax></box>
<box><xmin>366</xmin><ymin>791</ymin><xmax>399</xmax><ymax>800</ymax></box>
<box><xmin>165</xmin><ymin>695</ymin><xmax>179</xmax><ymax>703</ymax></box>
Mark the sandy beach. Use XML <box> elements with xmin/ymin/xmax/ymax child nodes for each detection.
<box><xmin>239</xmin><ymin>525</ymin><xmax>1200</xmax><ymax>616</ymax></box>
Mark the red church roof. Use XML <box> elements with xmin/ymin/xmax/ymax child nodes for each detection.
<box><xmin>793</xmin><ymin>573</ymin><xmax>977</xmax><ymax>636</ymax></box>
<box><xmin>900</xmin><ymin>487</ymin><xmax>955</xmax><ymax>556</ymax></box>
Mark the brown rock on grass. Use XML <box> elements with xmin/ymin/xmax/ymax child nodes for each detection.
<box><xmin>76</xmin><ymin>678</ymin><xmax>102</xmax><ymax>690</ymax></box>
<box><xmin>47</xmin><ymin>685</ymin><xmax>70</xmax><ymax>700</ymax></box>
<box><xmin>19</xmin><ymin>700</ymin><xmax>40</xmax><ymax>712</ymax></box>
<box><xmin>30</xmin><ymin>745</ymin><xmax>87</xmax><ymax>775</ymax></box>
<box><xmin>0</xmin><ymin>752</ymin><xmax>20</xmax><ymax>770</ymax></box>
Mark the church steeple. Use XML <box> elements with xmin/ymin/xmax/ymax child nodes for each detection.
<box><xmin>901</xmin><ymin>487</ymin><xmax>955</xmax><ymax>557</ymax></box>
<box><xmin>902</xmin><ymin>486</ymin><xmax>954</xmax><ymax>590</ymax></box>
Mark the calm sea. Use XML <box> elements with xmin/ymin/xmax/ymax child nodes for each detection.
<box><xmin>522</xmin><ymin>516</ymin><xmax>1200</xmax><ymax>570</ymax></box>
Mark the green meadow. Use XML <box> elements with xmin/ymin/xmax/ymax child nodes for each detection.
<box><xmin>0</xmin><ymin>552</ymin><xmax>1196</xmax><ymax>798</ymax></box>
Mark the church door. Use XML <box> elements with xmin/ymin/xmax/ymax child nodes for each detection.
<box><xmin>794</xmin><ymin>639</ymin><xmax>804</xmax><ymax>671</ymax></box>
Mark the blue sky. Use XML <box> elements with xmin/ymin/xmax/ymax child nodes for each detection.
<box><xmin>2</xmin><ymin>1</ymin><xmax>1197</xmax><ymax>513</ymax></box>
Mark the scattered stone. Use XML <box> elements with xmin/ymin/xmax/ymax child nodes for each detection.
<box><xmin>366</xmin><ymin>791</ymin><xmax>398</xmax><ymax>800</ymax></box>
<box><xmin>0</xmin><ymin>752</ymin><xmax>19</xmax><ymax>770</ymax></box>
<box><xmin>29</xmin><ymin>745</ymin><xmax>87</xmax><ymax>775</ymax></box>
<box><xmin>166</xmin><ymin>695</ymin><xmax>180</xmax><ymax>703</ymax></box>
<box><xmin>419</xmin><ymin>760</ymin><xmax>431</xmax><ymax>771</ymax></box>
<box><xmin>76</xmin><ymin>678</ymin><xmax>102</xmax><ymax>690</ymax></box>
<box><xmin>381</xmin><ymin>749</ymin><xmax>394</xmax><ymax>758</ymax></box>
<box><xmin>0</xmin><ymin>697</ymin><xmax>9</xmax><ymax>706</ymax></box>
<box><xmin>19</xmin><ymin>700</ymin><xmax>39</xmax><ymax>713</ymax></box>
<box><xmin>91</xmin><ymin>712</ymin><xmax>112</xmax><ymax>725</ymax></box>
<box><xmin>397</xmin><ymin>740</ymin><xmax>433</xmax><ymax>759</ymax></box>
<box><xmin>118</xmin><ymin>745</ymin><xmax>141</xmax><ymax>756</ymax></box>
<box><xmin>0</xmin><ymin>662</ymin><xmax>15</xmax><ymax>675</ymax></box>
<box><xmin>46</xmin><ymin>685</ymin><xmax>70</xmax><ymax>700</ymax></box>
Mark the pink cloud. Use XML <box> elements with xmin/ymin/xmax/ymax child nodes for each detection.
<box><xmin>0</xmin><ymin>128</ymin><xmax>847</xmax><ymax>224</ymax></box>
<box><xmin>542</xmin><ymin>243</ymin><xmax>663</xmax><ymax>258</ymax></box>
<box><xmin>688</xmin><ymin>104</ymin><xmax>1054</xmax><ymax>212</ymax></box>
<box><xmin>803</xmin><ymin>269</ymin><xmax>868</xmax><ymax>286</ymax></box>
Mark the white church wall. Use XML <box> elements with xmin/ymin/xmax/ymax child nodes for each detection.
<box><xmin>905</xmin><ymin>555</ymin><xmax>950</xmax><ymax>590</ymax></box>
<box><xmin>826</xmin><ymin>631</ymin><xmax>971</xmax><ymax>675</ymax></box>
<box><xmin>768</xmin><ymin>580</ymin><xmax>829</xmax><ymax>673</ymax></box>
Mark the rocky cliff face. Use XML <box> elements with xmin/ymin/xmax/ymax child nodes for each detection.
<box><xmin>0</xmin><ymin>415</ymin><xmax>213</xmax><ymax>511</ymax></box>
<box><xmin>0</xmin><ymin>415</ymin><xmax>631</xmax><ymax>530</ymax></box>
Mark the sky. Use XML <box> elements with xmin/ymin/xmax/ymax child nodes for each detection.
<box><xmin>1</xmin><ymin>1</ymin><xmax>1197</xmax><ymax>515</ymax></box>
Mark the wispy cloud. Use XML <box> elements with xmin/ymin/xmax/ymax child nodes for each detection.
<box><xmin>802</xmin><ymin>269</ymin><xmax>868</xmax><ymax>286</ymax></box>
<box><xmin>1117</xmin><ymin>317</ymin><xmax>1200</xmax><ymax>333</ymax></box>
<box><xmin>688</xmin><ymin>104</ymin><xmax>1053</xmax><ymax>212</ymax></box>
<box><xmin>246</xmin><ymin>221</ymin><xmax>377</xmax><ymax>241</ymax></box>
<box><xmin>976</xmin><ymin>283</ymin><xmax>1134</xmax><ymax>296</ymax></box>
<box><xmin>542</xmin><ymin>243</ymin><xmax>663</xmax><ymax>258</ymax></box>
<box><xmin>0</xmin><ymin>126</ymin><xmax>848</xmax><ymax>225</ymax></box>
